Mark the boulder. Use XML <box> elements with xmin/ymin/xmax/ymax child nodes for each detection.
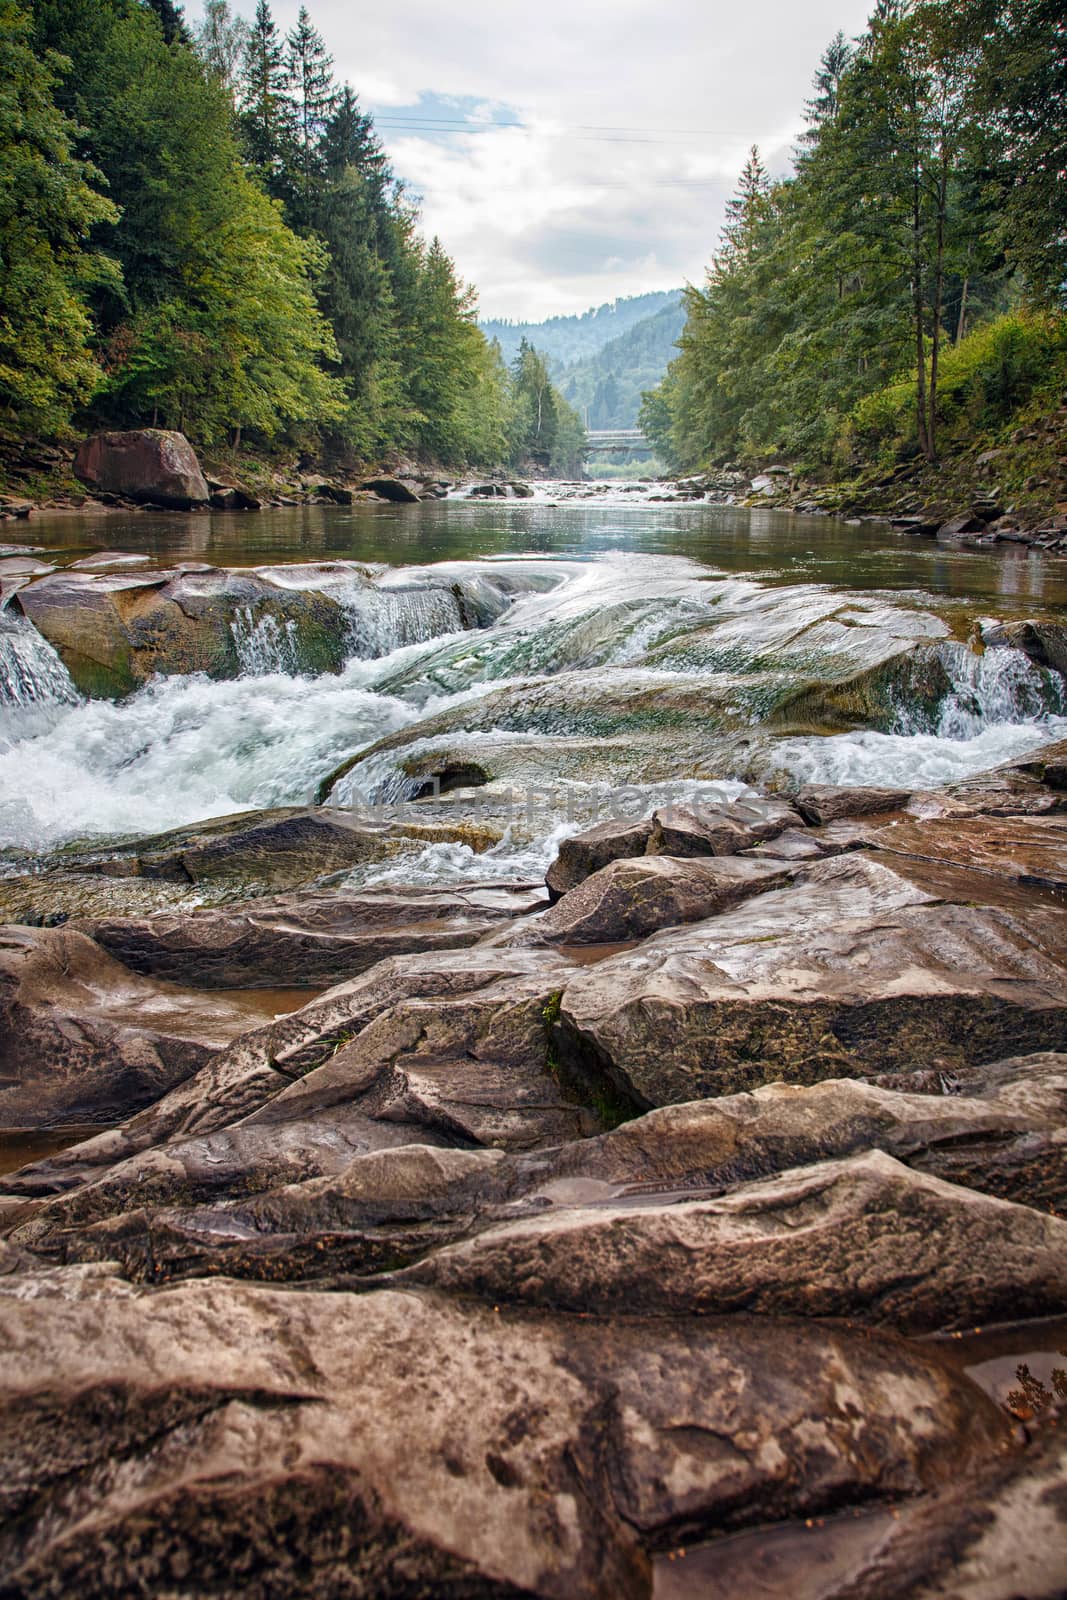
<box><xmin>15</xmin><ymin>566</ymin><xmax>350</xmax><ymax>695</ymax></box>
<box><xmin>509</xmin><ymin>854</ymin><xmax>792</xmax><ymax>946</ymax></box>
<box><xmin>0</xmin><ymin>1275</ymin><xmax>1011</xmax><ymax>1598</ymax></box>
<box><xmin>544</xmin><ymin>798</ymin><xmax>800</xmax><ymax>900</ymax></box>
<box><xmin>399</xmin><ymin>1149</ymin><xmax>1067</xmax><ymax>1332</ymax></box>
<box><xmin>557</xmin><ymin>853</ymin><xmax>1067</xmax><ymax>1107</ymax></box>
<box><xmin>794</xmin><ymin>783</ymin><xmax>912</xmax><ymax>825</ymax></box>
<box><xmin>648</xmin><ymin>796</ymin><xmax>800</xmax><ymax>856</ymax></box>
<box><xmin>937</xmin><ymin>511</ymin><xmax>987</xmax><ymax>540</ymax></box>
<box><xmin>81</xmin><ymin>882</ymin><xmax>548</xmax><ymax>987</ymax></box>
<box><xmin>74</xmin><ymin>430</ymin><xmax>210</xmax><ymax>509</ymax></box>
<box><xmin>0</xmin><ymin>924</ymin><xmax>296</xmax><ymax>1128</ymax></box>
<box><xmin>207</xmin><ymin>482</ymin><xmax>262</xmax><ymax>511</ymax></box>
<box><xmin>545</xmin><ymin>815</ymin><xmax>654</xmax><ymax>900</ymax></box>
<box><xmin>980</xmin><ymin>617</ymin><xmax>1067</xmax><ymax>679</ymax></box>
<box><xmin>360</xmin><ymin>476</ymin><xmax>420</xmax><ymax>503</ymax></box>
<box><xmin>1010</xmin><ymin>736</ymin><xmax>1067</xmax><ymax>791</ymax></box>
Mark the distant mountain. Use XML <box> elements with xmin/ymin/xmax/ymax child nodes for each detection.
<box><xmin>555</xmin><ymin>296</ymin><xmax>686</xmax><ymax>429</ymax></box>
<box><xmin>481</xmin><ymin>290</ymin><xmax>682</xmax><ymax>370</ymax></box>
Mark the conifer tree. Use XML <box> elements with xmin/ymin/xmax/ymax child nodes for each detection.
<box><xmin>285</xmin><ymin>4</ymin><xmax>336</xmax><ymax>230</ymax></box>
<box><xmin>239</xmin><ymin>1</ymin><xmax>293</xmax><ymax>181</ymax></box>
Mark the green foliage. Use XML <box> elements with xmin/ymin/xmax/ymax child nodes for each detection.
<box><xmin>556</xmin><ymin>296</ymin><xmax>686</xmax><ymax>428</ymax></box>
<box><xmin>0</xmin><ymin>0</ymin><xmax>118</xmax><ymax>432</ymax></box>
<box><xmin>483</xmin><ymin>291</ymin><xmax>683</xmax><ymax>369</ymax></box>
<box><xmin>644</xmin><ymin>0</ymin><xmax>1064</xmax><ymax>477</ymax></box>
<box><xmin>850</xmin><ymin>310</ymin><xmax>1067</xmax><ymax>459</ymax></box>
<box><xmin>506</xmin><ymin>340</ymin><xmax>586</xmax><ymax>475</ymax></box>
<box><xmin>7</xmin><ymin>0</ymin><xmax>512</xmax><ymax>468</ymax></box>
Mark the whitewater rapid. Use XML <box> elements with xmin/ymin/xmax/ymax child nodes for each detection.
<box><xmin>1</xmin><ymin>552</ymin><xmax>1064</xmax><ymax>874</ymax></box>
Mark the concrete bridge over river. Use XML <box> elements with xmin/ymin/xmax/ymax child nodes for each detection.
<box><xmin>584</xmin><ymin>429</ymin><xmax>656</xmax><ymax>460</ymax></box>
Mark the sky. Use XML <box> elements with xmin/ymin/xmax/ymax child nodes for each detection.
<box><xmin>185</xmin><ymin>0</ymin><xmax>877</xmax><ymax>323</ymax></box>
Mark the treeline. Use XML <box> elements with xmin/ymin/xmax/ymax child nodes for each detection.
<box><xmin>0</xmin><ymin>0</ymin><xmax>581</xmax><ymax>471</ymax></box>
<box><xmin>642</xmin><ymin>0</ymin><xmax>1067</xmax><ymax>474</ymax></box>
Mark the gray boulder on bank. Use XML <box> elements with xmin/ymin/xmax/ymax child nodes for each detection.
<box><xmin>74</xmin><ymin>429</ymin><xmax>210</xmax><ymax>508</ymax></box>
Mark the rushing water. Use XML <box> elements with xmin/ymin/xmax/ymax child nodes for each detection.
<box><xmin>2</xmin><ymin>492</ymin><xmax>1065</xmax><ymax>880</ymax></box>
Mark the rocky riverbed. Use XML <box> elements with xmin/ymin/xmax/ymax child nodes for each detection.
<box><xmin>1</xmin><ymin>757</ymin><xmax>1067</xmax><ymax>1595</ymax></box>
<box><xmin>1</xmin><ymin>524</ymin><xmax>1066</xmax><ymax>1594</ymax></box>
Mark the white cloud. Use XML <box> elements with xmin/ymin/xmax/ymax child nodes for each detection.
<box><xmin>186</xmin><ymin>0</ymin><xmax>876</xmax><ymax>320</ymax></box>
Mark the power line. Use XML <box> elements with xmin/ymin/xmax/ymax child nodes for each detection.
<box><xmin>371</xmin><ymin>115</ymin><xmax>771</xmax><ymax>136</ymax></box>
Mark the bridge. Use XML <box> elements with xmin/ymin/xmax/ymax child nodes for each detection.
<box><xmin>584</xmin><ymin>428</ymin><xmax>655</xmax><ymax>459</ymax></box>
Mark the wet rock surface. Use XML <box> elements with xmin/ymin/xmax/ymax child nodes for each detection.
<box><xmin>2</xmin><ymin>768</ymin><xmax>1067</xmax><ymax>1594</ymax></box>
<box><xmin>0</xmin><ymin>924</ymin><xmax>303</xmax><ymax>1127</ymax></box>
<box><xmin>80</xmin><ymin>881</ymin><xmax>547</xmax><ymax>987</ymax></box>
<box><xmin>60</xmin><ymin>806</ymin><xmax>501</xmax><ymax>893</ymax></box>
<box><xmin>73</xmin><ymin>429</ymin><xmax>210</xmax><ymax>509</ymax></box>
<box><xmin>557</xmin><ymin>851</ymin><xmax>1067</xmax><ymax>1107</ymax></box>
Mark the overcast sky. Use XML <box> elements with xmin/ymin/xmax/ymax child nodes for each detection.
<box><xmin>185</xmin><ymin>0</ymin><xmax>876</xmax><ymax>322</ymax></box>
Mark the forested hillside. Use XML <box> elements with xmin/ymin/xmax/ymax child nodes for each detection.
<box><xmin>482</xmin><ymin>292</ymin><xmax>681</xmax><ymax>370</ymax></box>
<box><xmin>0</xmin><ymin>0</ymin><xmax>580</xmax><ymax>473</ymax></box>
<box><xmin>555</xmin><ymin>295</ymin><xmax>685</xmax><ymax>428</ymax></box>
<box><xmin>641</xmin><ymin>0</ymin><xmax>1067</xmax><ymax>488</ymax></box>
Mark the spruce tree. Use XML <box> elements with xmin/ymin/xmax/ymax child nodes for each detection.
<box><xmin>239</xmin><ymin>1</ymin><xmax>293</xmax><ymax>182</ymax></box>
<box><xmin>144</xmin><ymin>0</ymin><xmax>188</xmax><ymax>44</ymax></box>
<box><xmin>285</xmin><ymin>4</ymin><xmax>336</xmax><ymax>230</ymax></box>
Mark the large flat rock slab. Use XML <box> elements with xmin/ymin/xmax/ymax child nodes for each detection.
<box><xmin>397</xmin><ymin>1149</ymin><xmax>1067</xmax><ymax>1333</ymax></box>
<box><xmin>65</xmin><ymin>806</ymin><xmax>501</xmax><ymax>892</ymax></box>
<box><xmin>81</xmin><ymin>882</ymin><xmax>547</xmax><ymax>987</ymax></box>
<box><xmin>0</xmin><ymin>1274</ymin><xmax>1011</xmax><ymax>1599</ymax></box>
<box><xmin>865</xmin><ymin>812</ymin><xmax>1067</xmax><ymax>892</ymax></box>
<box><xmin>557</xmin><ymin>853</ymin><xmax>1067</xmax><ymax>1107</ymax></box>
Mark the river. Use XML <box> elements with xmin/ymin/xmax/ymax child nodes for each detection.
<box><xmin>2</xmin><ymin>485</ymin><xmax>1066</xmax><ymax>884</ymax></box>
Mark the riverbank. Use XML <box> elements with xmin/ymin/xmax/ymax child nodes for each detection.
<box><xmin>0</xmin><ymin>431</ymin><xmax>473</xmax><ymax>521</ymax></box>
<box><xmin>707</xmin><ymin>401</ymin><xmax>1067</xmax><ymax>554</ymax></box>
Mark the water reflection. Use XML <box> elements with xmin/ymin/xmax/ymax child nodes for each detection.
<box><xmin>22</xmin><ymin>499</ymin><xmax>1067</xmax><ymax>612</ymax></box>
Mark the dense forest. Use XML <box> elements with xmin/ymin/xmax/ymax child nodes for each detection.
<box><xmin>556</xmin><ymin>295</ymin><xmax>686</xmax><ymax>429</ymax></box>
<box><xmin>641</xmin><ymin>0</ymin><xmax>1067</xmax><ymax>479</ymax></box>
<box><xmin>482</xmin><ymin>292</ymin><xmax>681</xmax><ymax>371</ymax></box>
<box><xmin>0</xmin><ymin>0</ymin><xmax>583</xmax><ymax>474</ymax></box>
